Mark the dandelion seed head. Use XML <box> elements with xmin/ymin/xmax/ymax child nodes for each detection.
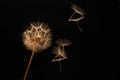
<box><xmin>22</xmin><ymin>22</ymin><xmax>52</xmax><ymax>52</ymax></box>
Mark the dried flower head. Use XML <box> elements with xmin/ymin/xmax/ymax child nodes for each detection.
<box><xmin>22</xmin><ymin>22</ymin><xmax>52</xmax><ymax>80</ymax></box>
<box><xmin>22</xmin><ymin>22</ymin><xmax>52</xmax><ymax>52</ymax></box>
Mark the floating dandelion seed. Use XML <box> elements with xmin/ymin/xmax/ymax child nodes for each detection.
<box><xmin>22</xmin><ymin>22</ymin><xmax>52</xmax><ymax>80</ymax></box>
<box><xmin>52</xmin><ymin>39</ymin><xmax>71</xmax><ymax>72</ymax></box>
<box><xmin>68</xmin><ymin>4</ymin><xmax>85</xmax><ymax>32</ymax></box>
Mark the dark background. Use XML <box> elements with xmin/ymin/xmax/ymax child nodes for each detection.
<box><xmin>0</xmin><ymin>0</ymin><xmax>119</xmax><ymax>80</ymax></box>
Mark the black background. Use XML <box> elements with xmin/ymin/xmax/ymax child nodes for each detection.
<box><xmin>0</xmin><ymin>0</ymin><xmax>119</xmax><ymax>80</ymax></box>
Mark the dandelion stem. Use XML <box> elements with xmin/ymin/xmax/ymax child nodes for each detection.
<box><xmin>76</xmin><ymin>21</ymin><xmax>83</xmax><ymax>32</ymax></box>
<box><xmin>59</xmin><ymin>61</ymin><xmax>61</xmax><ymax>72</ymax></box>
<box><xmin>23</xmin><ymin>50</ymin><xmax>35</xmax><ymax>80</ymax></box>
<box><xmin>23</xmin><ymin>39</ymin><xmax>37</xmax><ymax>80</ymax></box>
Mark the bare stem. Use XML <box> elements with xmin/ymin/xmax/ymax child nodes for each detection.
<box><xmin>59</xmin><ymin>61</ymin><xmax>61</xmax><ymax>72</ymax></box>
<box><xmin>76</xmin><ymin>21</ymin><xmax>83</xmax><ymax>32</ymax></box>
<box><xmin>23</xmin><ymin>38</ymin><xmax>37</xmax><ymax>80</ymax></box>
<box><xmin>23</xmin><ymin>51</ymin><xmax>35</xmax><ymax>80</ymax></box>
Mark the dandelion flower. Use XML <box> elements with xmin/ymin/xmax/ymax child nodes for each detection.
<box><xmin>22</xmin><ymin>22</ymin><xmax>52</xmax><ymax>80</ymax></box>
<box><xmin>23</xmin><ymin>22</ymin><xmax>51</xmax><ymax>52</ymax></box>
